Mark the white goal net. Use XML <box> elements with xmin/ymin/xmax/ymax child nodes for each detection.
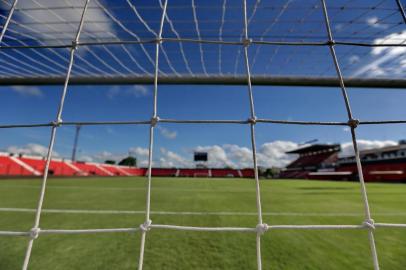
<box><xmin>0</xmin><ymin>0</ymin><xmax>405</xmax><ymax>269</ymax></box>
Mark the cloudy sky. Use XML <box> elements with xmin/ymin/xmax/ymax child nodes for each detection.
<box><xmin>0</xmin><ymin>0</ymin><xmax>405</xmax><ymax>168</ymax></box>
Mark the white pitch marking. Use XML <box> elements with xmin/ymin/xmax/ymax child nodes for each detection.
<box><xmin>0</xmin><ymin>184</ymin><xmax>255</xmax><ymax>193</ymax></box>
<box><xmin>0</xmin><ymin>207</ymin><xmax>405</xmax><ymax>217</ymax></box>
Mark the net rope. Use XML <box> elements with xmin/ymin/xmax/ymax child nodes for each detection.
<box><xmin>0</xmin><ymin>0</ymin><xmax>405</xmax><ymax>270</ymax></box>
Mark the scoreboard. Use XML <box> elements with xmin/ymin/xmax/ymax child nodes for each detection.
<box><xmin>194</xmin><ymin>152</ymin><xmax>208</xmax><ymax>162</ymax></box>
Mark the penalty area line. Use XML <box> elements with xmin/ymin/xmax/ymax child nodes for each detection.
<box><xmin>0</xmin><ymin>207</ymin><xmax>405</xmax><ymax>217</ymax></box>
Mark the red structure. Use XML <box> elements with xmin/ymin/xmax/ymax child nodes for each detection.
<box><xmin>0</xmin><ymin>152</ymin><xmax>253</xmax><ymax>178</ymax></box>
<box><xmin>280</xmin><ymin>144</ymin><xmax>341</xmax><ymax>179</ymax></box>
<box><xmin>0</xmin><ymin>152</ymin><xmax>145</xmax><ymax>177</ymax></box>
<box><xmin>282</xmin><ymin>142</ymin><xmax>406</xmax><ymax>182</ymax></box>
<box><xmin>336</xmin><ymin>144</ymin><xmax>406</xmax><ymax>182</ymax></box>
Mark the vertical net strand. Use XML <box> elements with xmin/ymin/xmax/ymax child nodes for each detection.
<box><xmin>320</xmin><ymin>1</ymin><xmax>380</xmax><ymax>269</ymax></box>
<box><xmin>21</xmin><ymin>1</ymin><xmax>91</xmax><ymax>269</ymax></box>
<box><xmin>395</xmin><ymin>0</ymin><xmax>406</xmax><ymax>24</ymax></box>
<box><xmin>137</xmin><ymin>1</ymin><xmax>168</xmax><ymax>269</ymax></box>
<box><xmin>0</xmin><ymin>0</ymin><xmax>18</xmax><ymax>44</ymax></box>
<box><xmin>242</xmin><ymin>1</ymin><xmax>265</xmax><ymax>270</ymax></box>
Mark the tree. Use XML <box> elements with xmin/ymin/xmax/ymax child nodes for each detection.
<box><xmin>105</xmin><ymin>160</ymin><xmax>116</xmax><ymax>165</ymax></box>
<box><xmin>119</xmin><ymin>156</ymin><xmax>137</xmax><ymax>167</ymax></box>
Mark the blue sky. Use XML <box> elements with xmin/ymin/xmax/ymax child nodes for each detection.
<box><xmin>0</xmin><ymin>0</ymin><xmax>405</xmax><ymax>167</ymax></box>
<box><xmin>1</xmin><ymin>84</ymin><xmax>406</xmax><ymax>167</ymax></box>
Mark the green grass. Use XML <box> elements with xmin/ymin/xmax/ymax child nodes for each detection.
<box><xmin>0</xmin><ymin>177</ymin><xmax>405</xmax><ymax>269</ymax></box>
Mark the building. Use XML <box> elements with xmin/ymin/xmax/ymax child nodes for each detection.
<box><xmin>282</xmin><ymin>141</ymin><xmax>406</xmax><ymax>182</ymax></box>
<box><xmin>280</xmin><ymin>144</ymin><xmax>341</xmax><ymax>179</ymax></box>
<box><xmin>337</xmin><ymin>143</ymin><xmax>406</xmax><ymax>182</ymax></box>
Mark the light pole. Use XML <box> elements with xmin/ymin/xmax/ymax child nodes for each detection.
<box><xmin>71</xmin><ymin>124</ymin><xmax>82</xmax><ymax>162</ymax></box>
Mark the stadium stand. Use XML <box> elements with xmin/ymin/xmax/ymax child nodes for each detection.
<box><xmin>280</xmin><ymin>144</ymin><xmax>341</xmax><ymax>179</ymax></box>
<box><xmin>336</xmin><ymin>143</ymin><xmax>406</xmax><ymax>182</ymax></box>
<box><xmin>150</xmin><ymin>168</ymin><xmax>178</xmax><ymax>177</ymax></box>
<box><xmin>211</xmin><ymin>169</ymin><xmax>240</xmax><ymax>178</ymax></box>
<box><xmin>0</xmin><ymin>152</ymin><xmax>253</xmax><ymax>178</ymax></box>
<box><xmin>0</xmin><ymin>153</ymin><xmax>38</xmax><ymax>176</ymax></box>
<box><xmin>281</xmin><ymin>142</ymin><xmax>406</xmax><ymax>182</ymax></box>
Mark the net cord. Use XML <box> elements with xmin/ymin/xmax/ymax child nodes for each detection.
<box><xmin>1</xmin><ymin>221</ymin><xmax>405</xmax><ymax>238</ymax></box>
<box><xmin>0</xmin><ymin>0</ymin><xmax>18</xmax><ymax>44</ymax></box>
<box><xmin>320</xmin><ymin>0</ymin><xmax>379</xmax><ymax>269</ymax></box>
<box><xmin>395</xmin><ymin>0</ymin><xmax>406</xmax><ymax>23</ymax></box>
<box><xmin>242</xmin><ymin>1</ymin><xmax>265</xmax><ymax>269</ymax></box>
<box><xmin>137</xmin><ymin>1</ymin><xmax>167</xmax><ymax>269</ymax></box>
<box><xmin>19</xmin><ymin>1</ymin><xmax>91</xmax><ymax>269</ymax></box>
<box><xmin>191</xmin><ymin>0</ymin><xmax>207</xmax><ymax>75</ymax></box>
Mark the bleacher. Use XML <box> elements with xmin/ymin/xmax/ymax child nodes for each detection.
<box><xmin>0</xmin><ymin>152</ymin><xmax>253</xmax><ymax>178</ymax></box>
<box><xmin>211</xmin><ymin>169</ymin><xmax>240</xmax><ymax>178</ymax></box>
<box><xmin>0</xmin><ymin>152</ymin><xmax>143</xmax><ymax>177</ymax></box>
<box><xmin>286</xmin><ymin>152</ymin><xmax>334</xmax><ymax>170</ymax></box>
<box><xmin>150</xmin><ymin>168</ymin><xmax>178</xmax><ymax>177</ymax></box>
<box><xmin>0</xmin><ymin>154</ymin><xmax>35</xmax><ymax>176</ymax></box>
<box><xmin>281</xmin><ymin>144</ymin><xmax>341</xmax><ymax>179</ymax></box>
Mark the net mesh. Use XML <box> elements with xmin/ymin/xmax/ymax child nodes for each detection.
<box><xmin>0</xmin><ymin>0</ymin><xmax>405</xmax><ymax>270</ymax></box>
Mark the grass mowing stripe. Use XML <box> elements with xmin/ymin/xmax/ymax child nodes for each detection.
<box><xmin>1</xmin><ymin>207</ymin><xmax>406</xmax><ymax>217</ymax></box>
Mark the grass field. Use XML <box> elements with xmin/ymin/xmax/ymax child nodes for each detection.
<box><xmin>0</xmin><ymin>177</ymin><xmax>405</xmax><ymax>270</ymax></box>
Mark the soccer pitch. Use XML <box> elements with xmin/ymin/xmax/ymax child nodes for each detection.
<box><xmin>0</xmin><ymin>177</ymin><xmax>405</xmax><ymax>270</ymax></box>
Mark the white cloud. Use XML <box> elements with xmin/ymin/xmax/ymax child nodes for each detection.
<box><xmin>155</xmin><ymin>141</ymin><xmax>299</xmax><ymax>169</ymax></box>
<box><xmin>352</xmin><ymin>31</ymin><xmax>406</xmax><ymax>77</ymax></box>
<box><xmin>348</xmin><ymin>55</ymin><xmax>360</xmax><ymax>64</ymax></box>
<box><xmin>194</xmin><ymin>145</ymin><xmax>236</xmax><ymax>168</ymax></box>
<box><xmin>257</xmin><ymin>141</ymin><xmax>298</xmax><ymax>167</ymax></box>
<box><xmin>153</xmin><ymin>140</ymin><xmax>398</xmax><ymax>168</ymax></box>
<box><xmin>3</xmin><ymin>0</ymin><xmax>115</xmax><ymax>44</ymax></box>
<box><xmin>10</xmin><ymin>86</ymin><xmax>43</xmax><ymax>97</ymax></box>
<box><xmin>90</xmin><ymin>151</ymin><xmax>125</xmax><ymax>162</ymax></box>
<box><xmin>14</xmin><ymin>139</ymin><xmax>399</xmax><ymax>169</ymax></box>
<box><xmin>366</xmin><ymin>17</ymin><xmax>388</xmax><ymax>29</ymax></box>
<box><xmin>107</xmin><ymin>85</ymin><xmax>150</xmax><ymax>99</ymax></box>
<box><xmin>223</xmin><ymin>144</ymin><xmax>253</xmax><ymax>168</ymax></box>
<box><xmin>157</xmin><ymin>126</ymin><xmax>177</xmax><ymax>139</ymax></box>
<box><xmin>7</xmin><ymin>143</ymin><xmax>58</xmax><ymax>157</ymax></box>
<box><xmin>159</xmin><ymin>148</ymin><xmax>191</xmax><ymax>168</ymax></box>
<box><xmin>128</xmin><ymin>85</ymin><xmax>149</xmax><ymax>97</ymax></box>
<box><xmin>78</xmin><ymin>148</ymin><xmax>144</xmax><ymax>164</ymax></box>
<box><xmin>129</xmin><ymin>146</ymin><xmax>150</xmax><ymax>167</ymax></box>
<box><xmin>339</xmin><ymin>140</ymin><xmax>397</xmax><ymax>157</ymax></box>
<box><xmin>76</xmin><ymin>155</ymin><xmax>94</xmax><ymax>162</ymax></box>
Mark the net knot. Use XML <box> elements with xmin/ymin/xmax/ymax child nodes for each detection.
<box><xmin>248</xmin><ymin>117</ymin><xmax>257</xmax><ymax>125</ymax></box>
<box><xmin>52</xmin><ymin>119</ymin><xmax>63</xmax><ymax>127</ymax></box>
<box><xmin>243</xmin><ymin>38</ymin><xmax>252</xmax><ymax>47</ymax></box>
<box><xmin>155</xmin><ymin>38</ymin><xmax>163</xmax><ymax>44</ymax></box>
<box><xmin>256</xmin><ymin>223</ymin><xmax>268</xmax><ymax>235</ymax></box>
<box><xmin>29</xmin><ymin>227</ymin><xmax>40</xmax><ymax>239</ymax></box>
<box><xmin>140</xmin><ymin>220</ymin><xmax>152</xmax><ymax>232</ymax></box>
<box><xmin>71</xmin><ymin>40</ymin><xmax>79</xmax><ymax>50</ymax></box>
<box><xmin>327</xmin><ymin>40</ymin><xmax>336</xmax><ymax>46</ymax></box>
<box><xmin>347</xmin><ymin>119</ymin><xmax>359</xmax><ymax>128</ymax></box>
<box><xmin>151</xmin><ymin>116</ymin><xmax>160</xmax><ymax>127</ymax></box>
<box><xmin>363</xmin><ymin>219</ymin><xmax>375</xmax><ymax>230</ymax></box>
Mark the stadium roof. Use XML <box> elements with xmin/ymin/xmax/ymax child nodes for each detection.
<box><xmin>286</xmin><ymin>144</ymin><xmax>340</xmax><ymax>154</ymax></box>
<box><xmin>360</xmin><ymin>144</ymin><xmax>406</xmax><ymax>155</ymax></box>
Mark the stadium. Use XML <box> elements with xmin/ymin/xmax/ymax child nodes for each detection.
<box><xmin>0</xmin><ymin>0</ymin><xmax>406</xmax><ymax>269</ymax></box>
